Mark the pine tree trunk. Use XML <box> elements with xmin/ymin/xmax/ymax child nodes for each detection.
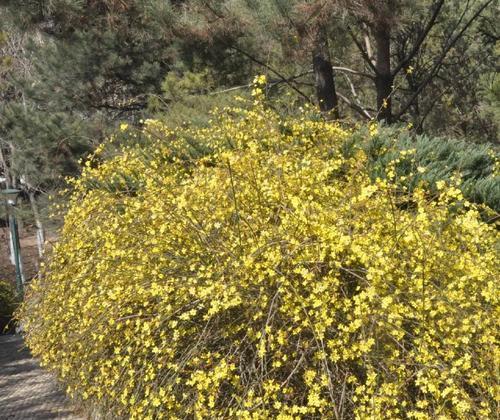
<box><xmin>28</xmin><ymin>191</ymin><xmax>45</xmax><ymax>258</ymax></box>
<box><xmin>312</xmin><ymin>27</ymin><xmax>339</xmax><ymax>119</ymax></box>
<box><xmin>374</xmin><ymin>23</ymin><xmax>393</xmax><ymax>123</ymax></box>
<box><xmin>0</xmin><ymin>146</ymin><xmax>13</xmax><ymax>188</ymax></box>
<box><xmin>0</xmin><ymin>144</ymin><xmax>16</xmax><ymax>265</ymax></box>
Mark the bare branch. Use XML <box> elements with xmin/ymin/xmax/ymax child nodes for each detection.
<box><xmin>347</xmin><ymin>25</ymin><xmax>378</xmax><ymax>75</ymax></box>
<box><xmin>332</xmin><ymin>66</ymin><xmax>375</xmax><ymax>79</ymax></box>
<box><xmin>337</xmin><ymin>92</ymin><xmax>372</xmax><ymax>120</ymax></box>
<box><xmin>363</xmin><ymin>23</ymin><xmax>373</xmax><ymax>60</ymax></box>
<box><xmin>392</xmin><ymin>0</ymin><xmax>445</xmax><ymax>77</ymax></box>
<box><xmin>230</xmin><ymin>45</ymin><xmax>312</xmax><ymax>103</ymax></box>
<box><xmin>339</xmin><ymin>71</ymin><xmax>374</xmax><ymax>119</ymax></box>
<box><xmin>208</xmin><ymin>71</ymin><xmax>314</xmax><ymax>95</ymax></box>
<box><xmin>208</xmin><ymin>84</ymin><xmax>251</xmax><ymax>95</ymax></box>
<box><xmin>396</xmin><ymin>0</ymin><xmax>495</xmax><ymax>119</ymax></box>
<box><xmin>341</xmin><ymin>73</ymin><xmax>360</xmax><ymax>102</ymax></box>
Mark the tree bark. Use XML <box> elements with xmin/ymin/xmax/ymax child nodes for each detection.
<box><xmin>28</xmin><ymin>190</ymin><xmax>45</xmax><ymax>259</ymax></box>
<box><xmin>0</xmin><ymin>146</ymin><xmax>13</xmax><ymax>188</ymax></box>
<box><xmin>374</xmin><ymin>22</ymin><xmax>393</xmax><ymax>123</ymax></box>
<box><xmin>0</xmin><ymin>144</ymin><xmax>16</xmax><ymax>266</ymax></box>
<box><xmin>313</xmin><ymin>27</ymin><xmax>339</xmax><ymax>119</ymax></box>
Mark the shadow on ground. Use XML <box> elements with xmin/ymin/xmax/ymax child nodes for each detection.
<box><xmin>0</xmin><ymin>335</ymin><xmax>85</xmax><ymax>419</ymax></box>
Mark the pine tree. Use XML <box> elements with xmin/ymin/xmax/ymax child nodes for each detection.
<box><xmin>0</xmin><ymin>1</ymin><xmax>180</xmax><ymax>258</ymax></box>
<box><xmin>178</xmin><ymin>0</ymin><xmax>497</xmax><ymax>137</ymax></box>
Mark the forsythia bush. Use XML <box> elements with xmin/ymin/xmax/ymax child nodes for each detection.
<box><xmin>20</xmin><ymin>96</ymin><xmax>499</xmax><ymax>419</ymax></box>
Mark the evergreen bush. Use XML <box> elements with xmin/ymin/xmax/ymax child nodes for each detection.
<box><xmin>361</xmin><ymin>127</ymin><xmax>500</xmax><ymax>212</ymax></box>
<box><xmin>0</xmin><ymin>279</ymin><xmax>18</xmax><ymax>333</ymax></box>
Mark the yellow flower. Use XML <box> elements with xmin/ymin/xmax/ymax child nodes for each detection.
<box><xmin>19</xmin><ymin>98</ymin><xmax>499</xmax><ymax>420</ymax></box>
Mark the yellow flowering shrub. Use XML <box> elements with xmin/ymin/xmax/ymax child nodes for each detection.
<box><xmin>20</xmin><ymin>99</ymin><xmax>499</xmax><ymax>419</ymax></box>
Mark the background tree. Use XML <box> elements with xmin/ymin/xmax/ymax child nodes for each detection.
<box><xmin>0</xmin><ymin>0</ymin><xmax>497</xmax><ymax>246</ymax></box>
<box><xmin>0</xmin><ymin>0</ymin><xmax>180</xmax><ymax>267</ymax></box>
<box><xmin>176</xmin><ymin>0</ymin><xmax>497</xmax><ymax>134</ymax></box>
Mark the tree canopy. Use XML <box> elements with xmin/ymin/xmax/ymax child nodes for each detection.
<box><xmin>0</xmin><ymin>0</ymin><xmax>498</xmax><ymax>231</ymax></box>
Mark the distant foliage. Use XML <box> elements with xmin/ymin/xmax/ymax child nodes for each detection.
<box><xmin>20</xmin><ymin>96</ymin><xmax>499</xmax><ymax>419</ymax></box>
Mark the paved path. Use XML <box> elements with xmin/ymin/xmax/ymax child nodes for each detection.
<box><xmin>0</xmin><ymin>335</ymin><xmax>85</xmax><ymax>420</ymax></box>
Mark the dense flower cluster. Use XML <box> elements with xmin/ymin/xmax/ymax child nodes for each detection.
<box><xmin>20</xmin><ymin>99</ymin><xmax>499</xmax><ymax>419</ymax></box>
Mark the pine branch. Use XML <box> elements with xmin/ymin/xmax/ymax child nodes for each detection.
<box><xmin>230</xmin><ymin>45</ymin><xmax>312</xmax><ymax>103</ymax></box>
<box><xmin>396</xmin><ymin>0</ymin><xmax>495</xmax><ymax>120</ymax></box>
<box><xmin>392</xmin><ymin>0</ymin><xmax>445</xmax><ymax>78</ymax></box>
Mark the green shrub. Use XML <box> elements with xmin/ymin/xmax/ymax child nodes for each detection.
<box><xmin>0</xmin><ymin>280</ymin><xmax>18</xmax><ymax>333</ymax></box>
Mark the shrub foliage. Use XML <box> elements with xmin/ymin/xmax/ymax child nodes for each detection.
<box><xmin>20</xmin><ymin>99</ymin><xmax>499</xmax><ymax>419</ymax></box>
<box><xmin>0</xmin><ymin>279</ymin><xmax>18</xmax><ymax>333</ymax></box>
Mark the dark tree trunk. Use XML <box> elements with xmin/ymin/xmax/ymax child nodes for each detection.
<box><xmin>374</xmin><ymin>23</ymin><xmax>393</xmax><ymax>123</ymax></box>
<box><xmin>313</xmin><ymin>27</ymin><xmax>339</xmax><ymax>119</ymax></box>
